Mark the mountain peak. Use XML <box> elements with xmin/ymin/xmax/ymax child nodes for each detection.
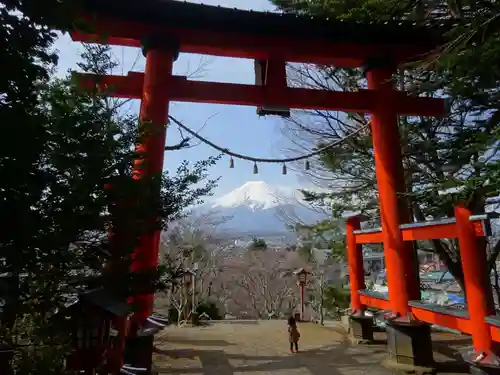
<box><xmin>239</xmin><ymin>180</ymin><xmax>268</xmax><ymax>188</ymax></box>
<box><xmin>212</xmin><ymin>181</ymin><xmax>297</xmax><ymax>210</ymax></box>
<box><xmin>197</xmin><ymin>181</ymin><xmax>327</xmax><ymax>234</ymax></box>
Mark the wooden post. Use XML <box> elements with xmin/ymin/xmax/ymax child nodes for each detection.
<box><xmin>346</xmin><ymin>216</ymin><xmax>366</xmax><ymax>313</ymax></box>
<box><xmin>126</xmin><ymin>36</ymin><xmax>179</xmax><ymax>375</ymax></box>
<box><xmin>367</xmin><ymin>65</ymin><xmax>419</xmax><ymax>316</ymax></box>
<box><xmin>455</xmin><ymin>205</ymin><xmax>494</xmax><ymax>355</ymax></box>
<box><xmin>131</xmin><ymin>37</ymin><xmax>177</xmax><ymax>324</ymax></box>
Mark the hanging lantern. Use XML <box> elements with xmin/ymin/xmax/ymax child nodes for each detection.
<box><xmin>282</xmin><ymin>164</ymin><xmax>287</xmax><ymax>175</ymax></box>
<box><xmin>305</xmin><ymin>160</ymin><xmax>310</xmax><ymax>171</ymax></box>
<box><xmin>229</xmin><ymin>157</ymin><xmax>234</xmax><ymax>168</ymax></box>
<box><xmin>253</xmin><ymin>162</ymin><xmax>259</xmax><ymax>174</ymax></box>
<box><xmin>294</xmin><ymin>268</ymin><xmax>310</xmax><ymax>285</ymax></box>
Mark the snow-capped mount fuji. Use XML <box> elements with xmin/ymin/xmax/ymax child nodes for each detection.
<box><xmin>198</xmin><ymin>181</ymin><xmax>327</xmax><ymax>234</ymax></box>
<box><xmin>212</xmin><ymin>181</ymin><xmax>300</xmax><ymax>211</ymax></box>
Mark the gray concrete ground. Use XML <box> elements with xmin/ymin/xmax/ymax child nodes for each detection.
<box><xmin>152</xmin><ymin>320</ymin><xmax>471</xmax><ymax>375</ymax></box>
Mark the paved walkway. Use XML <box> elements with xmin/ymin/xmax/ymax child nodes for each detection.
<box><xmin>153</xmin><ymin>321</ymin><xmax>393</xmax><ymax>375</ymax></box>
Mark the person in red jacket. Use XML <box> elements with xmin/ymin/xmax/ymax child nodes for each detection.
<box><xmin>287</xmin><ymin>316</ymin><xmax>300</xmax><ymax>353</ymax></box>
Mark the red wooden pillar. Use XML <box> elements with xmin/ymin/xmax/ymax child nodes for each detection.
<box><xmin>131</xmin><ymin>37</ymin><xmax>178</xmax><ymax>325</ymax></box>
<box><xmin>455</xmin><ymin>205</ymin><xmax>494</xmax><ymax>355</ymax></box>
<box><xmin>346</xmin><ymin>216</ymin><xmax>365</xmax><ymax>313</ymax></box>
<box><xmin>366</xmin><ymin>64</ymin><xmax>419</xmax><ymax>316</ymax></box>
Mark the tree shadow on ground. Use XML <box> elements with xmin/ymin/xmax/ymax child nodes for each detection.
<box><xmin>154</xmin><ymin>341</ymin><xmax>390</xmax><ymax>375</ymax></box>
<box><xmin>155</xmin><ymin>338</ymin><xmax>234</xmax><ymax>347</ymax></box>
<box><xmin>154</xmin><ymin>328</ymin><xmax>473</xmax><ymax>375</ymax></box>
<box><xmin>209</xmin><ymin>320</ymin><xmax>261</xmax><ymax>325</ymax></box>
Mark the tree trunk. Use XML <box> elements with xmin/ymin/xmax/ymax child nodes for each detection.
<box><xmin>176</xmin><ymin>307</ymin><xmax>182</xmax><ymax>325</ymax></box>
<box><xmin>320</xmin><ymin>287</ymin><xmax>324</xmax><ymax>325</ymax></box>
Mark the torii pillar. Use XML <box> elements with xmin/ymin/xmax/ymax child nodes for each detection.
<box><xmin>125</xmin><ymin>35</ymin><xmax>179</xmax><ymax>374</ymax></box>
<box><xmin>365</xmin><ymin>56</ymin><xmax>434</xmax><ymax>370</ymax></box>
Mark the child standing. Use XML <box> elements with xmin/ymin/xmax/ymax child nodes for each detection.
<box><xmin>287</xmin><ymin>316</ymin><xmax>300</xmax><ymax>353</ymax></box>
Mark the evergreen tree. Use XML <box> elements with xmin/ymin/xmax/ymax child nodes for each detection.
<box><xmin>1</xmin><ymin>6</ymin><xmax>219</xmax><ymax>371</ymax></box>
<box><xmin>249</xmin><ymin>237</ymin><xmax>268</xmax><ymax>250</ymax></box>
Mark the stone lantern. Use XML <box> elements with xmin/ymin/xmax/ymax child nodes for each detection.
<box><xmin>293</xmin><ymin>268</ymin><xmax>311</xmax><ymax>322</ymax></box>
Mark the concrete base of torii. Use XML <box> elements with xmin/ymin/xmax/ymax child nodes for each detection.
<box><xmin>382</xmin><ymin>318</ymin><xmax>436</xmax><ymax>375</ymax></box>
<box><xmin>124</xmin><ymin>335</ymin><xmax>157</xmax><ymax>375</ymax></box>
<box><xmin>348</xmin><ymin>314</ymin><xmax>374</xmax><ymax>344</ymax></box>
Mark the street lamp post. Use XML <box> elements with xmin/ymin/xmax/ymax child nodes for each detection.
<box><xmin>294</xmin><ymin>268</ymin><xmax>311</xmax><ymax>322</ymax></box>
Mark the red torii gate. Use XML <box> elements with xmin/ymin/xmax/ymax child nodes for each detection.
<box><xmin>347</xmin><ymin>208</ymin><xmax>500</xmax><ymax>374</ymax></box>
<box><xmin>71</xmin><ymin>0</ymin><xmax>447</xmax><ymax>373</ymax></box>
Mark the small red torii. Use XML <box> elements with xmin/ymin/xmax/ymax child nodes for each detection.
<box><xmin>347</xmin><ymin>208</ymin><xmax>499</xmax><ymax>373</ymax></box>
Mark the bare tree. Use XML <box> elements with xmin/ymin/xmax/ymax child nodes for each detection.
<box><xmin>158</xmin><ymin>213</ymin><xmax>232</xmax><ymax>322</ymax></box>
<box><xmin>226</xmin><ymin>249</ymin><xmax>304</xmax><ymax>319</ymax></box>
<box><xmin>309</xmin><ymin>270</ymin><xmax>326</xmax><ymax>325</ymax></box>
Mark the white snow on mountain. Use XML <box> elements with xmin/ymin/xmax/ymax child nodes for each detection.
<box><xmin>211</xmin><ymin>181</ymin><xmax>303</xmax><ymax>211</ymax></box>
<box><xmin>197</xmin><ymin>181</ymin><xmax>327</xmax><ymax>234</ymax></box>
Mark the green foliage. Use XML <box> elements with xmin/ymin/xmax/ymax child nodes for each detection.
<box><xmin>13</xmin><ymin>346</ymin><xmax>68</xmax><ymax>375</ymax></box>
<box><xmin>167</xmin><ymin>307</ymin><xmax>180</xmax><ymax>324</ymax></box>
<box><xmin>272</xmin><ymin>0</ymin><xmax>412</xmax><ymax>21</ymax></box>
<box><xmin>1</xmin><ymin>1</ymin><xmax>76</xmax><ymax>356</ymax></box>
<box><xmin>297</xmin><ymin>242</ymin><xmax>314</xmax><ymax>262</ymax></box>
<box><xmin>323</xmin><ymin>285</ymin><xmax>350</xmax><ymax>311</ymax></box>
<box><xmin>295</xmin><ymin>220</ymin><xmax>346</xmax><ymax>263</ymax></box>
<box><xmin>167</xmin><ymin>298</ymin><xmax>223</xmax><ymax>324</ymax></box>
<box><xmin>249</xmin><ymin>237</ymin><xmax>268</xmax><ymax>250</ymax></box>
<box><xmin>0</xmin><ymin>6</ymin><xmax>218</xmax><ymax>373</ymax></box>
<box><xmin>196</xmin><ymin>300</ymin><xmax>223</xmax><ymax>320</ymax></box>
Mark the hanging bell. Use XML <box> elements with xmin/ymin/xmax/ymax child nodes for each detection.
<box><xmin>253</xmin><ymin>162</ymin><xmax>259</xmax><ymax>174</ymax></box>
<box><xmin>282</xmin><ymin>164</ymin><xmax>287</xmax><ymax>175</ymax></box>
<box><xmin>229</xmin><ymin>157</ymin><xmax>234</xmax><ymax>168</ymax></box>
<box><xmin>305</xmin><ymin>160</ymin><xmax>310</xmax><ymax>171</ymax></box>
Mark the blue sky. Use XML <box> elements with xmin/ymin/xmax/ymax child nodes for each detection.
<box><xmin>54</xmin><ymin>0</ymin><xmax>306</xmax><ymax>197</ymax></box>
